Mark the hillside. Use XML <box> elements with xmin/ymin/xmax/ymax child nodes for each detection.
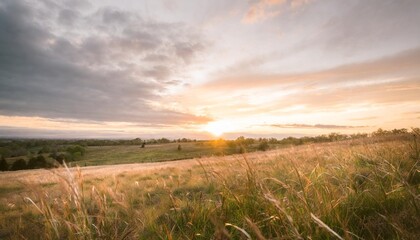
<box><xmin>0</xmin><ymin>135</ymin><xmax>419</xmax><ymax>239</ymax></box>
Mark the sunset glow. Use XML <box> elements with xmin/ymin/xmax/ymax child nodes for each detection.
<box><xmin>0</xmin><ymin>0</ymin><xmax>419</xmax><ymax>139</ymax></box>
<box><xmin>203</xmin><ymin>120</ymin><xmax>238</xmax><ymax>137</ymax></box>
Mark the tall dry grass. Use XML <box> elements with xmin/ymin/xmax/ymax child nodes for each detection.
<box><xmin>0</xmin><ymin>134</ymin><xmax>418</xmax><ymax>239</ymax></box>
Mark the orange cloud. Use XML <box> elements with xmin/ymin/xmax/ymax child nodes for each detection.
<box><xmin>201</xmin><ymin>47</ymin><xmax>420</xmax><ymax>91</ymax></box>
<box><xmin>242</xmin><ymin>0</ymin><xmax>311</xmax><ymax>23</ymax></box>
<box><xmin>270</xmin><ymin>124</ymin><xmax>368</xmax><ymax>129</ymax></box>
<box><xmin>176</xmin><ymin>47</ymin><xmax>420</xmax><ymax>124</ymax></box>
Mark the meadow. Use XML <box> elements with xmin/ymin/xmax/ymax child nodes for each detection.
<box><xmin>75</xmin><ymin>141</ymin><xmax>239</xmax><ymax>166</ymax></box>
<box><xmin>0</xmin><ymin>134</ymin><xmax>419</xmax><ymax>239</ymax></box>
<box><xmin>0</xmin><ymin>139</ymin><xmax>265</xmax><ymax>170</ymax></box>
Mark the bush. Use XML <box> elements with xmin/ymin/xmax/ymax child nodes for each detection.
<box><xmin>238</xmin><ymin>145</ymin><xmax>246</xmax><ymax>154</ymax></box>
<box><xmin>38</xmin><ymin>146</ymin><xmax>51</xmax><ymax>154</ymax></box>
<box><xmin>27</xmin><ymin>155</ymin><xmax>50</xmax><ymax>169</ymax></box>
<box><xmin>65</xmin><ymin>145</ymin><xmax>85</xmax><ymax>162</ymax></box>
<box><xmin>53</xmin><ymin>153</ymin><xmax>66</xmax><ymax>164</ymax></box>
<box><xmin>66</xmin><ymin>145</ymin><xmax>85</xmax><ymax>156</ymax></box>
<box><xmin>10</xmin><ymin>159</ymin><xmax>27</xmax><ymax>171</ymax></box>
<box><xmin>0</xmin><ymin>156</ymin><xmax>8</xmax><ymax>171</ymax></box>
<box><xmin>257</xmin><ymin>141</ymin><xmax>269</xmax><ymax>151</ymax></box>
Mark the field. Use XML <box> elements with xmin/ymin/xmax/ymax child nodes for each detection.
<box><xmin>0</xmin><ymin>135</ymin><xmax>419</xmax><ymax>239</ymax></box>
<box><xmin>1</xmin><ymin>140</ymin><xmax>266</xmax><ymax>170</ymax></box>
<box><xmin>76</xmin><ymin>141</ymin><xmax>240</xmax><ymax>166</ymax></box>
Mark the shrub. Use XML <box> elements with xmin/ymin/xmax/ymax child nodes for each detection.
<box><xmin>27</xmin><ymin>155</ymin><xmax>50</xmax><ymax>169</ymax></box>
<box><xmin>257</xmin><ymin>140</ymin><xmax>269</xmax><ymax>151</ymax></box>
<box><xmin>0</xmin><ymin>156</ymin><xmax>8</xmax><ymax>171</ymax></box>
<box><xmin>66</xmin><ymin>145</ymin><xmax>86</xmax><ymax>156</ymax></box>
<box><xmin>54</xmin><ymin>153</ymin><xmax>66</xmax><ymax>164</ymax></box>
<box><xmin>10</xmin><ymin>158</ymin><xmax>27</xmax><ymax>171</ymax></box>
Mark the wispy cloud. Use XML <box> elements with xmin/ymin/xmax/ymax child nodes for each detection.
<box><xmin>350</xmin><ymin>117</ymin><xmax>378</xmax><ymax>121</ymax></box>
<box><xmin>270</xmin><ymin>124</ymin><xmax>368</xmax><ymax>129</ymax></box>
<box><xmin>203</xmin><ymin>47</ymin><xmax>420</xmax><ymax>90</ymax></box>
<box><xmin>183</xmin><ymin>47</ymin><xmax>420</xmax><ymax>117</ymax></box>
<box><xmin>404</xmin><ymin>111</ymin><xmax>420</xmax><ymax>115</ymax></box>
<box><xmin>242</xmin><ymin>0</ymin><xmax>311</xmax><ymax>24</ymax></box>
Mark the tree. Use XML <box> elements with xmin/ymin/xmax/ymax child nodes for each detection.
<box><xmin>66</xmin><ymin>145</ymin><xmax>86</xmax><ymax>156</ymax></box>
<box><xmin>55</xmin><ymin>153</ymin><xmax>66</xmax><ymax>164</ymax></box>
<box><xmin>38</xmin><ymin>146</ymin><xmax>51</xmax><ymax>154</ymax></box>
<box><xmin>0</xmin><ymin>148</ymin><xmax>11</xmax><ymax>158</ymax></box>
<box><xmin>10</xmin><ymin>159</ymin><xmax>27</xmax><ymax>171</ymax></box>
<box><xmin>372</xmin><ymin>128</ymin><xmax>390</xmax><ymax>137</ymax></box>
<box><xmin>226</xmin><ymin>141</ymin><xmax>237</xmax><ymax>150</ymax></box>
<box><xmin>391</xmin><ymin>128</ymin><xmax>408</xmax><ymax>134</ymax></box>
<box><xmin>0</xmin><ymin>156</ymin><xmax>8</xmax><ymax>171</ymax></box>
<box><xmin>49</xmin><ymin>151</ymin><xmax>58</xmax><ymax>159</ymax></box>
<box><xmin>238</xmin><ymin>145</ymin><xmax>246</xmax><ymax>154</ymax></box>
<box><xmin>258</xmin><ymin>141</ymin><xmax>269</xmax><ymax>151</ymax></box>
<box><xmin>27</xmin><ymin>155</ymin><xmax>48</xmax><ymax>169</ymax></box>
<box><xmin>159</xmin><ymin>138</ymin><xmax>171</xmax><ymax>144</ymax></box>
<box><xmin>65</xmin><ymin>145</ymin><xmax>85</xmax><ymax>162</ymax></box>
<box><xmin>328</xmin><ymin>132</ymin><xmax>347</xmax><ymax>141</ymax></box>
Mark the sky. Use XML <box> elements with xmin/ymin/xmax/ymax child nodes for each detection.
<box><xmin>0</xmin><ymin>0</ymin><xmax>419</xmax><ymax>139</ymax></box>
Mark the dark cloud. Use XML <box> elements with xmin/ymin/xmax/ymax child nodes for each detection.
<box><xmin>174</xmin><ymin>42</ymin><xmax>204</xmax><ymax>63</ymax></box>
<box><xmin>270</xmin><ymin>124</ymin><xmax>368</xmax><ymax>129</ymax></box>
<box><xmin>58</xmin><ymin>8</ymin><xmax>79</xmax><ymax>26</ymax></box>
<box><xmin>143</xmin><ymin>65</ymin><xmax>172</xmax><ymax>81</ymax></box>
<box><xmin>100</xmin><ymin>8</ymin><xmax>132</xmax><ymax>25</ymax></box>
<box><xmin>0</xmin><ymin>0</ymin><xmax>208</xmax><ymax>125</ymax></box>
<box><xmin>143</xmin><ymin>53</ymin><xmax>170</xmax><ymax>62</ymax></box>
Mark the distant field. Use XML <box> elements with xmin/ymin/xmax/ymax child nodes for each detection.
<box><xmin>75</xmin><ymin>141</ymin><xmax>231</xmax><ymax>166</ymax></box>
<box><xmin>2</xmin><ymin>140</ymin><xmax>267</xmax><ymax>169</ymax></box>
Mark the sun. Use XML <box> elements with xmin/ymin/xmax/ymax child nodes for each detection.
<box><xmin>203</xmin><ymin>120</ymin><xmax>235</xmax><ymax>137</ymax></box>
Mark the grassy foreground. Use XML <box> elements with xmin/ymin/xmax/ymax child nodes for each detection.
<box><xmin>0</xmin><ymin>136</ymin><xmax>419</xmax><ymax>239</ymax></box>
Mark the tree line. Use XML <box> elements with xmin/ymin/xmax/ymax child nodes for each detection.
<box><xmin>0</xmin><ymin>145</ymin><xmax>86</xmax><ymax>172</ymax></box>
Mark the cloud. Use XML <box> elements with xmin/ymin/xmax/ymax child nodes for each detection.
<box><xmin>242</xmin><ymin>0</ymin><xmax>311</xmax><ymax>23</ymax></box>
<box><xmin>404</xmin><ymin>111</ymin><xmax>420</xmax><ymax>115</ymax></box>
<box><xmin>58</xmin><ymin>8</ymin><xmax>79</xmax><ymax>26</ymax></box>
<box><xmin>180</xmin><ymin>47</ymin><xmax>420</xmax><ymax>119</ymax></box>
<box><xmin>350</xmin><ymin>117</ymin><xmax>378</xmax><ymax>121</ymax></box>
<box><xmin>270</xmin><ymin>124</ymin><xmax>368</xmax><ymax>129</ymax></box>
<box><xmin>319</xmin><ymin>0</ymin><xmax>420</xmax><ymax>55</ymax></box>
<box><xmin>195</xmin><ymin>47</ymin><xmax>420</xmax><ymax>107</ymax></box>
<box><xmin>0</xmin><ymin>126</ymin><xmax>199</xmax><ymax>139</ymax></box>
<box><xmin>174</xmin><ymin>42</ymin><xmax>205</xmax><ymax>64</ymax></box>
<box><xmin>0</xmin><ymin>0</ymin><xmax>209</xmax><ymax>125</ymax></box>
<box><xmin>203</xmin><ymin>47</ymin><xmax>420</xmax><ymax>90</ymax></box>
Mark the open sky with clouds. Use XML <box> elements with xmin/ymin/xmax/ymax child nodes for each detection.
<box><xmin>0</xmin><ymin>0</ymin><xmax>419</xmax><ymax>139</ymax></box>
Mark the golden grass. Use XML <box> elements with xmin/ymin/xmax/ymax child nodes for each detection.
<box><xmin>0</xmin><ymin>135</ymin><xmax>419</xmax><ymax>239</ymax></box>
